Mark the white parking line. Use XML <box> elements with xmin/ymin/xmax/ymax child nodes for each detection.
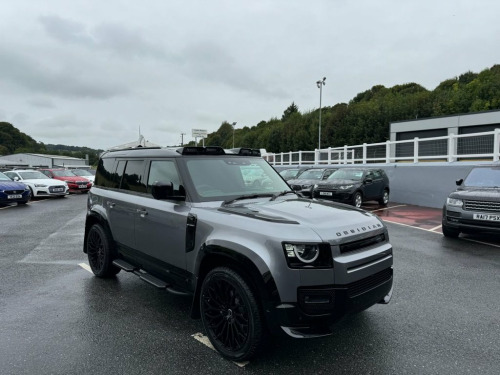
<box><xmin>383</xmin><ymin>219</ymin><xmax>443</xmax><ymax>234</ymax></box>
<box><xmin>463</xmin><ymin>238</ymin><xmax>500</xmax><ymax>248</ymax></box>
<box><xmin>191</xmin><ymin>333</ymin><xmax>249</xmax><ymax>367</ymax></box>
<box><xmin>79</xmin><ymin>262</ymin><xmax>93</xmax><ymax>274</ymax></box>
<box><xmin>429</xmin><ymin>224</ymin><xmax>443</xmax><ymax>232</ymax></box>
<box><xmin>368</xmin><ymin>204</ymin><xmax>407</xmax><ymax>212</ymax></box>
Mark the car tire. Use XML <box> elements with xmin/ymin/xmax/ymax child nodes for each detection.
<box><xmin>352</xmin><ymin>192</ymin><xmax>363</xmax><ymax>208</ymax></box>
<box><xmin>28</xmin><ymin>187</ymin><xmax>35</xmax><ymax>200</ymax></box>
<box><xmin>442</xmin><ymin>224</ymin><xmax>460</xmax><ymax>238</ymax></box>
<box><xmin>378</xmin><ymin>189</ymin><xmax>389</xmax><ymax>206</ymax></box>
<box><xmin>86</xmin><ymin>223</ymin><xmax>121</xmax><ymax>278</ymax></box>
<box><xmin>200</xmin><ymin>267</ymin><xmax>264</xmax><ymax>361</ymax></box>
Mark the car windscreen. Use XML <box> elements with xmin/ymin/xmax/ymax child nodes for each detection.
<box><xmin>184</xmin><ymin>157</ymin><xmax>290</xmax><ymax>201</ymax></box>
<box><xmin>0</xmin><ymin>172</ymin><xmax>12</xmax><ymax>181</ymax></box>
<box><xmin>72</xmin><ymin>169</ymin><xmax>92</xmax><ymax>176</ymax></box>
<box><xmin>328</xmin><ymin>169</ymin><xmax>364</xmax><ymax>181</ymax></box>
<box><xmin>280</xmin><ymin>169</ymin><xmax>299</xmax><ymax>179</ymax></box>
<box><xmin>52</xmin><ymin>170</ymin><xmax>77</xmax><ymax>177</ymax></box>
<box><xmin>464</xmin><ymin>167</ymin><xmax>500</xmax><ymax>187</ymax></box>
<box><xmin>296</xmin><ymin>169</ymin><xmax>323</xmax><ymax>180</ymax></box>
<box><xmin>19</xmin><ymin>171</ymin><xmax>49</xmax><ymax>180</ymax></box>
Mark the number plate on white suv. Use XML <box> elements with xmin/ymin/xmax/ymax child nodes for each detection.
<box><xmin>473</xmin><ymin>214</ymin><xmax>500</xmax><ymax>221</ymax></box>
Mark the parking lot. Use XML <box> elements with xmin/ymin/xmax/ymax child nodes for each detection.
<box><xmin>1</xmin><ymin>195</ymin><xmax>499</xmax><ymax>374</ymax></box>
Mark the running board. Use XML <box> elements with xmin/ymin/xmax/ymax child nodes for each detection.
<box><xmin>281</xmin><ymin>326</ymin><xmax>333</xmax><ymax>338</ymax></box>
<box><xmin>112</xmin><ymin>259</ymin><xmax>136</xmax><ymax>272</ymax></box>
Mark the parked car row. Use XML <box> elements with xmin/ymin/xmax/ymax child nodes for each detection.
<box><xmin>0</xmin><ymin>168</ymin><xmax>94</xmax><ymax>206</ymax></box>
<box><xmin>279</xmin><ymin>166</ymin><xmax>390</xmax><ymax>208</ymax></box>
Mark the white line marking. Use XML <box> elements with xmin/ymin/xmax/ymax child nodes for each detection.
<box><xmin>463</xmin><ymin>238</ymin><xmax>500</xmax><ymax>248</ymax></box>
<box><xmin>369</xmin><ymin>204</ymin><xmax>407</xmax><ymax>212</ymax></box>
<box><xmin>383</xmin><ymin>219</ymin><xmax>442</xmax><ymax>234</ymax></box>
<box><xmin>429</xmin><ymin>224</ymin><xmax>443</xmax><ymax>232</ymax></box>
<box><xmin>191</xmin><ymin>333</ymin><xmax>249</xmax><ymax>367</ymax></box>
<box><xmin>79</xmin><ymin>262</ymin><xmax>93</xmax><ymax>274</ymax></box>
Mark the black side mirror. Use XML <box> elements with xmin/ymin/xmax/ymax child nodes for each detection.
<box><xmin>152</xmin><ymin>181</ymin><xmax>185</xmax><ymax>201</ymax></box>
<box><xmin>364</xmin><ymin>178</ymin><xmax>373</xmax><ymax>184</ymax></box>
<box><xmin>456</xmin><ymin>178</ymin><xmax>464</xmax><ymax>186</ymax></box>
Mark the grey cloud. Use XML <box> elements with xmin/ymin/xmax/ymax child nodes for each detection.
<box><xmin>27</xmin><ymin>98</ymin><xmax>56</xmax><ymax>109</ymax></box>
<box><xmin>39</xmin><ymin>15</ymin><xmax>94</xmax><ymax>46</ymax></box>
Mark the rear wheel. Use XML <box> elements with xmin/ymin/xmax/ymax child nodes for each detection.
<box><xmin>352</xmin><ymin>192</ymin><xmax>363</xmax><ymax>208</ymax></box>
<box><xmin>442</xmin><ymin>224</ymin><xmax>460</xmax><ymax>238</ymax></box>
<box><xmin>86</xmin><ymin>223</ymin><xmax>121</xmax><ymax>277</ymax></box>
<box><xmin>200</xmin><ymin>267</ymin><xmax>263</xmax><ymax>361</ymax></box>
<box><xmin>378</xmin><ymin>189</ymin><xmax>389</xmax><ymax>206</ymax></box>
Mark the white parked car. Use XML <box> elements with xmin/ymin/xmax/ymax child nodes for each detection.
<box><xmin>4</xmin><ymin>170</ymin><xmax>69</xmax><ymax>198</ymax></box>
<box><xmin>70</xmin><ymin>169</ymin><xmax>95</xmax><ymax>183</ymax></box>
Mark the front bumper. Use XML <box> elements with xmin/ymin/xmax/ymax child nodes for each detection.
<box><xmin>443</xmin><ymin>206</ymin><xmax>500</xmax><ymax>235</ymax></box>
<box><xmin>313</xmin><ymin>190</ymin><xmax>354</xmax><ymax>203</ymax></box>
<box><xmin>267</xmin><ymin>268</ymin><xmax>393</xmax><ymax>337</ymax></box>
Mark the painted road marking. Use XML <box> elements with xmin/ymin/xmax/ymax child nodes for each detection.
<box><xmin>463</xmin><ymin>238</ymin><xmax>500</xmax><ymax>248</ymax></box>
<box><xmin>79</xmin><ymin>262</ymin><xmax>93</xmax><ymax>274</ymax></box>
<box><xmin>192</xmin><ymin>332</ymin><xmax>249</xmax><ymax>367</ymax></box>
<box><xmin>383</xmin><ymin>219</ymin><xmax>443</xmax><ymax>234</ymax></box>
<box><xmin>429</xmin><ymin>224</ymin><xmax>443</xmax><ymax>232</ymax></box>
<box><xmin>368</xmin><ymin>204</ymin><xmax>407</xmax><ymax>212</ymax></box>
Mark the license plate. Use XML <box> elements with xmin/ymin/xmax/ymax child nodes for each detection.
<box><xmin>78</xmin><ymin>185</ymin><xmax>87</xmax><ymax>189</ymax></box>
<box><xmin>8</xmin><ymin>194</ymin><xmax>22</xmax><ymax>199</ymax></box>
<box><xmin>319</xmin><ymin>191</ymin><xmax>333</xmax><ymax>196</ymax></box>
<box><xmin>54</xmin><ymin>188</ymin><xmax>64</xmax><ymax>192</ymax></box>
<box><xmin>473</xmin><ymin>214</ymin><xmax>500</xmax><ymax>221</ymax></box>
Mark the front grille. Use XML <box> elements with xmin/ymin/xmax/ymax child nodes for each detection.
<box><xmin>339</xmin><ymin>233</ymin><xmax>386</xmax><ymax>254</ymax></box>
<box><xmin>457</xmin><ymin>219</ymin><xmax>500</xmax><ymax>229</ymax></box>
<box><xmin>347</xmin><ymin>268</ymin><xmax>392</xmax><ymax>297</ymax></box>
<box><xmin>464</xmin><ymin>200</ymin><xmax>500</xmax><ymax>212</ymax></box>
<box><xmin>4</xmin><ymin>190</ymin><xmax>24</xmax><ymax>194</ymax></box>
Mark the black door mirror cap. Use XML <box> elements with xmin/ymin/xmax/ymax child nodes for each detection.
<box><xmin>152</xmin><ymin>181</ymin><xmax>186</xmax><ymax>201</ymax></box>
<box><xmin>456</xmin><ymin>178</ymin><xmax>464</xmax><ymax>186</ymax></box>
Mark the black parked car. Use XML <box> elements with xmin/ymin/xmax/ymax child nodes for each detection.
<box><xmin>287</xmin><ymin>168</ymin><xmax>337</xmax><ymax>196</ymax></box>
<box><xmin>278</xmin><ymin>167</ymin><xmax>309</xmax><ymax>181</ymax></box>
<box><xmin>312</xmin><ymin>168</ymin><xmax>390</xmax><ymax>208</ymax></box>
<box><xmin>442</xmin><ymin>165</ymin><xmax>500</xmax><ymax>238</ymax></box>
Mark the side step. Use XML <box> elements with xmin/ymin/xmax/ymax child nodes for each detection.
<box><xmin>112</xmin><ymin>259</ymin><xmax>136</xmax><ymax>272</ymax></box>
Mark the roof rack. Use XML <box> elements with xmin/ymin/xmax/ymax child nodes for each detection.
<box><xmin>176</xmin><ymin>146</ymin><xmax>226</xmax><ymax>155</ymax></box>
<box><xmin>226</xmin><ymin>148</ymin><xmax>261</xmax><ymax>157</ymax></box>
<box><xmin>107</xmin><ymin>146</ymin><xmax>162</xmax><ymax>152</ymax></box>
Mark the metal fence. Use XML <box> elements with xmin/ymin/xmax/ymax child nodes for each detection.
<box><xmin>263</xmin><ymin>129</ymin><xmax>500</xmax><ymax>165</ymax></box>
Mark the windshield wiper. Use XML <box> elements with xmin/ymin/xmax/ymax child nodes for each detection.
<box><xmin>223</xmin><ymin>193</ymin><xmax>275</xmax><ymax>205</ymax></box>
<box><xmin>270</xmin><ymin>190</ymin><xmax>297</xmax><ymax>201</ymax></box>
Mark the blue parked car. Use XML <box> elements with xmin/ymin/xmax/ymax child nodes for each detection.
<box><xmin>0</xmin><ymin>171</ymin><xmax>31</xmax><ymax>205</ymax></box>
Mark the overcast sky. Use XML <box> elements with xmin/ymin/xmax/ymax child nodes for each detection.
<box><xmin>1</xmin><ymin>0</ymin><xmax>499</xmax><ymax>150</ymax></box>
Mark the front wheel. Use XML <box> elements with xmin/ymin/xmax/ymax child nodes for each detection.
<box><xmin>378</xmin><ymin>189</ymin><xmax>389</xmax><ymax>206</ymax></box>
<box><xmin>86</xmin><ymin>223</ymin><xmax>121</xmax><ymax>277</ymax></box>
<box><xmin>352</xmin><ymin>192</ymin><xmax>363</xmax><ymax>208</ymax></box>
<box><xmin>200</xmin><ymin>267</ymin><xmax>264</xmax><ymax>361</ymax></box>
<box><xmin>442</xmin><ymin>224</ymin><xmax>460</xmax><ymax>238</ymax></box>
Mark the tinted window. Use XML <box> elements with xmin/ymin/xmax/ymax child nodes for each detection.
<box><xmin>121</xmin><ymin>160</ymin><xmax>147</xmax><ymax>193</ymax></box>
<box><xmin>95</xmin><ymin>158</ymin><xmax>118</xmax><ymax>188</ymax></box>
<box><xmin>464</xmin><ymin>167</ymin><xmax>500</xmax><ymax>187</ymax></box>
<box><xmin>147</xmin><ymin>160</ymin><xmax>181</xmax><ymax>194</ymax></box>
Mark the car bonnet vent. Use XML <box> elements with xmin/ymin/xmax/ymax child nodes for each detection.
<box><xmin>177</xmin><ymin>147</ymin><xmax>226</xmax><ymax>155</ymax></box>
<box><xmin>227</xmin><ymin>148</ymin><xmax>261</xmax><ymax>157</ymax></box>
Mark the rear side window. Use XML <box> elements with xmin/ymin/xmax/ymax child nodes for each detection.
<box><xmin>120</xmin><ymin>160</ymin><xmax>147</xmax><ymax>193</ymax></box>
<box><xmin>95</xmin><ymin>158</ymin><xmax>119</xmax><ymax>188</ymax></box>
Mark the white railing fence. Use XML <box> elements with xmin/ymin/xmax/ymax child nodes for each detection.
<box><xmin>263</xmin><ymin>129</ymin><xmax>500</xmax><ymax>165</ymax></box>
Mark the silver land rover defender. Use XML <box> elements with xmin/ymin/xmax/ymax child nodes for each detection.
<box><xmin>84</xmin><ymin>146</ymin><xmax>393</xmax><ymax>361</ymax></box>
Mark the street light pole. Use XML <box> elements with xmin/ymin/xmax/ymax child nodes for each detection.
<box><xmin>231</xmin><ymin>122</ymin><xmax>237</xmax><ymax>148</ymax></box>
<box><xmin>316</xmin><ymin>77</ymin><xmax>326</xmax><ymax>150</ymax></box>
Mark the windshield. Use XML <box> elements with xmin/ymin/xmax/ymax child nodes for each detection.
<box><xmin>184</xmin><ymin>157</ymin><xmax>290</xmax><ymax>201</ymax></box>
<box><xmin>19</xmin><ymin>171</ymin><xmax>49</xmax><ymax>180</ymax></box>
<box><xmin>328</xmin><ymin>169</ymin><xmax>364</xmax><ymax>181</ymax></box>
<box><xmin>279</xmin><ymin>169</ymin><xmax>300</xmax><ymax>179</ymax></box>
<box><xmin>0</xmin><ymin>172</ymin><xmax>12</xmax><ymax>181</ymax></box>
<box><xmin>72</xmin><ymin>169</ymin><xmax>93</xmax><ymax>176</ymax></box>
<box><xmin>464</xmin><ymin>167</ymin><xmax>500</xmax><ymax>187</ymax></box>
<box><xmin>295</xmin><ymin>169</ymin><xmax>324</xmax><ymax>180</ymax></box>
<box><xmin>52</xmin><ymin>170</ymin><xmax>77</xmax><ymax>177</ymax></box>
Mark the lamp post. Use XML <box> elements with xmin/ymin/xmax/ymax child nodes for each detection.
<box><xmin>231</xmin><ymin>122</ymin><xmax>237</xmax><ymax>148</ymax></box>
<box><xmin>316</xmin><ymin>77</ymin><xmax>326</xmax><ymax>150</ymax></box>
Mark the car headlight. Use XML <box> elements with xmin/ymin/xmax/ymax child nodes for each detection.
<box><xmin>339</xmin><ymin>184</ymin><xmax>354</xmax><ymax>190</ymax></box>
<box><xmin>34</xmin><ymin>184</ymin><xmax>47</xmax><ymax>187</ymax></box>
<box><xmin>282</xmin><ymin>243</ymin><xmax>332</xmax><ymax>268</ymax></box>
<box><xmin>313</xmin><ymin>184</ymin><xmax>319</xmax><ymax>189</ymax></box>
<box><xmin>446</xmin><ymin>197</ymin><xmax>463</xmax><ymax>207</ymax></box>
<box><xmin>301</xmin><ymin>184</ymin><xmax>312</xmax><ymax>189</ymax></box>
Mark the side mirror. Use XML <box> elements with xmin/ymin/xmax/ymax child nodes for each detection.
<box><xmin>152</xmin><ymin>181</ymin><xmax>185</xmax><ymax>201</ymax></box>
<box><xmin>456</xmin><ymin>178</ymin><xmax>464</xmax><ymax>186</ymax></box>
<box><xmin>364</xmin><ymin>178</ymin><xmax>373</xmax><ymax>184</ymax></box>
<box><xmin>13</xmin><ymin>176</ymin><xmax>20</xmax><ymax>181</ymax></box>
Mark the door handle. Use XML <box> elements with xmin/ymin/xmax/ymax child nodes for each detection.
<box><xmin>137</xmin><ymin>208</ymin><xmax>148</xmax><ymax>217</ymax></box>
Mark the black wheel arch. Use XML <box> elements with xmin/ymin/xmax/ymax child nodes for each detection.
<box><xmin>190</xmin><ymin>245</ymin><xmax>280</xmax><ymax>324</ymax></box>
<box><xmin>83</xmin><ymin>212</ymin><xmax>114</xmax><ymax>254</ymax></box>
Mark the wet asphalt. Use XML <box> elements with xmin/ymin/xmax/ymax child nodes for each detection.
<box><xmin>1</xmin><ymin>195</ymin><xmax>499</xmax><ymax>375</ymax></box>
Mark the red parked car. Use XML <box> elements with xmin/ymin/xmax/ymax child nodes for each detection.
<box><xmin>38</xmin><ymin>168</ymin><xmax>92</xmax><ymax>193</ymax></box>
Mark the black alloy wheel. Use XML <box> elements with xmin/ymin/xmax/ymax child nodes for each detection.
<box><xmin>200</xmin><ymin>267</ymin><xmax>263</xmax><ymax>361</ymax></box>
<box><xmin>86</xmin><ymin>224</ymin><xmax>120</xmax><ymax>278</ymax></box>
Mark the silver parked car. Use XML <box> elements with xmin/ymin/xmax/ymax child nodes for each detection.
<box><xmin>84</xmin><ymin>146</ymin><xmax>393</xmax><ymax>361</ymax></box>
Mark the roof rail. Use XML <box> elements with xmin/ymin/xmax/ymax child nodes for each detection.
<box><xmin>176</xmin><ymin>146</ymin><xmax>226</xmax><ymax>155</ymax></box>
<box><xmin>226</xmin><ymin>148</ymin><xmax>261</xmax><ymax>157</ymax></box>
<box><xmin>107</xmin><ymin>146</ymin><xmax>162</xmax><ymax>152</ymax></box>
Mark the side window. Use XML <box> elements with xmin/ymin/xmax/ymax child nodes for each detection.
<box><xmin>95</xmin><ymin>158</ymin><xmax>118</xmax><ymax>188</ymax></box>
<box><xmin>40</xmin><ymin>170</ymin><xmax>51</xmax><ymax>178</ymax></box>
<box><xmin>147</xmin><ymin>160</ymin><xmax>181</xmax><ymax>194</ymax></box>
<box><xmin>115</xmin><ymin>160</ymin><xmax>126</xmax><ymax>188</ymax></box>
<box><xmin>4</xmin><ymin>172</ymin><xmax>15</xmax><ymax>179</ymax></box>
<box><xmin>120</xmin><ymin>160</ymin><xmax>147</xmax><ymax>193</ymax></box>
<box><xmin>372</xmin><ymin>170</ymin><xmax>381</xmax><ymax>179</ymax></box>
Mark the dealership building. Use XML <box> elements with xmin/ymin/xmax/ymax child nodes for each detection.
<box><xmin>0</xmin><ymin>153</ymin><xmax>89</xmax><ymax>170</ymax></box>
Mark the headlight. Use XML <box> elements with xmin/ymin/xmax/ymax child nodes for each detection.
<box><xmin>447</xmin><ymin>197</ymin><xmax>463</xmax><ymax>207</ymax></box>
<box><xmin>282</xmin><ymin>242</ymin><xmax>332</xmax><ymax>268</ymax></box>
<box><xmin>301</xmin><ymin>184</ymin><xmax>312</xmax><ymax>189</ymax></box>
<box><xmin>339</xmin><ymin>184</ymin><xmax>354</xmax><ymax>190</ymax></box>
<box><xmin>34</xmin><ymin>184</ymin><xmax>47</xmax><ymax>187</ymax></box>
<box><xmin>313</xmin><ymin>184</ymin><xmax>319</xmax><ymax>189</ymax></box>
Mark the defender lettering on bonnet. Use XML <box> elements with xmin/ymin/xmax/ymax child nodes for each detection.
<box><xmin>84</xmin><ymin>146</ymin><xmax>393</xmax><ymax>361</ymax></box>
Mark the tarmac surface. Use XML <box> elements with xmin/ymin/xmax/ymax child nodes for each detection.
<box><xmin>1</xmin><ymin>195</ymin><xmax>499</xmax><ymax>374</ymax></box>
